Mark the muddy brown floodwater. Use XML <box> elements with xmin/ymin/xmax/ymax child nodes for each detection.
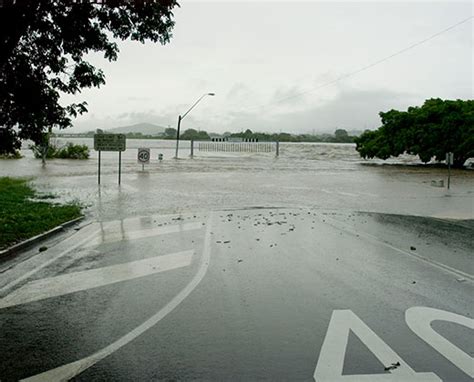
<box><xmin>0</xmin><ymin>138</ymin><xmax>472</xmax><ymax>222</ymax></box>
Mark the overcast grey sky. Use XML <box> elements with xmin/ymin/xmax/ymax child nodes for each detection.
<box><xmin>63</xmin><ymin>0</ymin><xmax>473</xmax><ymax>134</ymax></box>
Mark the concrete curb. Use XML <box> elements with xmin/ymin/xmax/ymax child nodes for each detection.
<box><xmin>0</xmin><ymin>216</ymin><xmax>85</xmax><ymax>258</ymax></box>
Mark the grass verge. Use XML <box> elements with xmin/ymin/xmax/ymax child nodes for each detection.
<box><xmin>0</xmin><ymin>177</ymin><xmax>82</xmax><ymax>250</ymax></box>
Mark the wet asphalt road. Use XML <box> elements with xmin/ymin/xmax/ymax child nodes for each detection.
<box><xmin>1</xmin><ymin>143</ymin><xmax>473</xmax><ymax>380</ymax></box>
<box><xmin>0</xmin><ymin>208</ymin><xmax>472</xmax><ymax>381</ymax></box>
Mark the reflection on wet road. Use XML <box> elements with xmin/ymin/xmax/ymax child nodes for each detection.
<box><xmin>0</xmin><ymin>209</ymin><xmax>472</xmax><ymax>381</ymax></box>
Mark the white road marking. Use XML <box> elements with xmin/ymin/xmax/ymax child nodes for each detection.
<box><xmin>323</xmin><ymin>216</ymin><xmax>474</xmax><ymax>282</ymax></box>
<box><xmin>0</xmin><ymin>225</ymin><xmax>105</xmax><ymax>296</ymax></box>
<box><xmin>0</xmin><ymin>250</ymin><xmax>194</xmax><ymax>309</ymax></box>
<box><xmin>406</xmin><ymin>307</ymin><xmax>474</xmax><ymax>377</ymax></box>
<box><xmin>83</xmin><ymin>222</ymin><xmax>203</xmax><ymax>248</ymax></box>
<box><xmin>314</xmin><ymin>310</ymin><xmax>441</xmax><ymax>381</ymax></box>
<box><xmin>22</xmin><ymin>213</ymin><xmax>214</xmax><ymax>382</ymax></box>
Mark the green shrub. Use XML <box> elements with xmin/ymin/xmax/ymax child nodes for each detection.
<box><xmin>31</xmin><ymin>142</ymin><xmax>89</xmax><ymax>159</ymax></box>
<box><xmin>56</xmin><ymin>143</ymin><xmax>90</xmax><ymax>159</ymax></box>
<box><xmin>30</xmin><ymin>143</ymin><xmax>56</xmax><ymax>159</ymax></box>
<box><xmin>0</xmin><ymin>150</ymin><xmax>22</xmax><ymax>159</ymax></box>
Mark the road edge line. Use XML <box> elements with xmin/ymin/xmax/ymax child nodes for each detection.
<box><xmin>324</xmin><ymin>216</ymin><xmax>474</xmax><ymax>283</ymax></box>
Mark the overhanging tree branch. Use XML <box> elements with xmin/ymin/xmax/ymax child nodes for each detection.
<box><xmin>0</xmin><ymin>0</ymin><xmax>179</xmax><ymax>155</ymax></box>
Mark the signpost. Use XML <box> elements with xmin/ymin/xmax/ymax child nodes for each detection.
<box><xmin>94</xmin><ymin>133</ymin><xmax>126</xmax><ymax>185</ymax></box>
<box><xmin>138</xmin><ymin>148</ymin><xmax>150</xmax><ymax>171</ymax></box>
<box><xmin>446</xmin><ymin>152</ymin><xmax>453</xmax><ymax>190</ymax></box>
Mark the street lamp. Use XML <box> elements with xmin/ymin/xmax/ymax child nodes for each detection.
<box><xmin>175</xmin><ymin>92</ymin><xmax>215</xmax><ymax>158</ymax></box>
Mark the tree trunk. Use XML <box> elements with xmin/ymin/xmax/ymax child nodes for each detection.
<box><xmin>41</xmin><ymin>128</ymin><xmax>51</xmax><ymax>165</ymax></box>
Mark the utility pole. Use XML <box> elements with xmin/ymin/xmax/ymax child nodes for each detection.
<box><xmin>175</xmin><ymin>93</ymin><xmax>215</xmax><ymax>159</ymax></box>
<box><xmin>175</xmin><ymin>115</ymin><xmax>182</xmax><ymax>159</ymax></box>
<box><xmin>446</xmin><ymin>152</ymin><xmax>453</xmax><ymax>189</ymax></box>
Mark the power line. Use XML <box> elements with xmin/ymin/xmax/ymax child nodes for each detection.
<box><xmin>253</xmin><ymin>16</ymin><xmax>473</xmax><ymax>113</ymax></box>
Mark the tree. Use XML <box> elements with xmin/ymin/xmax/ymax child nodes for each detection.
<box><xmin>355</xmin><ymin>99</ymin><xmax>474</xmax><ymax>168</ymax></box>
<box><xmin>244</xmin><ymin>129</ymin><xmax>253</xmax><ymax>136</ymax></box>
<box><xmin>180</xmin><ymin>128</ymin><xmax>210</xmax><ymax>141</ymax></box>
<box><xmin>164</xmin><ymin>127</ymin><xmax>177</xmax><ymax>138</ymax></box>
<box><xmin>333</xmin><ymin>128</ymin><xmax>354</xmax><ymax>143</ymax></box>
<box><xmin>0</xmin><ymin>0</ymin><xmax>178</xmax><ymax>155</ymax></box>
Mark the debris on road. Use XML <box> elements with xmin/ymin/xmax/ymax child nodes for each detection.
<box><xmin>384</xmin><ymin>362</ymin><xmax>401</xmax><ymax>371</ymax></box>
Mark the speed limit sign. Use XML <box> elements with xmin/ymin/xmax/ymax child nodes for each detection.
<box><xmin>137</xmin><ymin>148</ymin><xmax>150</xmax><ymax>164</ymax></box>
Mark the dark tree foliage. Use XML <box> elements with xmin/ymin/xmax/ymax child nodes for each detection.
<box><xmin>0</xmin><ymin>0</ymin><xmax>178</xmax><ymax>154</ymax></box>
<box><xmin>227</xmin><ymin>129</ymin><xmax>355</xmax><ymax>143</ymax></box>
<box><xmin>164</xmin><ymin>127</ymin><xmax>177</xmax><ymax>138</ymax></box>
<box><xmin>180</xmin><ymin>128</ymin><xmax>210</xmax><ymax>141</ymax></box>
<box><xmin>334</xmin><ymin>128</ymin><xmax>353</xmax><ymax>143</ymax></box>
<box><xmin>355</xmin><ymin>99</ymin><xmax>474</xmax><ymax>168</ymax></box>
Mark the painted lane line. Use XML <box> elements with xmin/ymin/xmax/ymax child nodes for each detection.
<box><xmin>22</xmin><ymin>213</ymin><xmax>214</xmax><ymax>382</ymax></box>
<box><xmin>323</xmin><ymin>216</ymin><xmax>474</xmax><ymax>283</ymax></box>
<box><xmin>0</xmin><ymin>224</ymin><xmax>107</xmax><ymax>296</ymax></box>
<box><xmin>0</xmin><ymin>250</ymin><xmax>194</xmax><ymax>309</ymax></box>
<box><xmin>83</xmin><ymin>222</ymin><xmax>203</xmax><ymax>248</ymax></box>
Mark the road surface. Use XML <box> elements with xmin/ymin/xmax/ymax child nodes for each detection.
<box><xmin>0</xmin><ymin>208</ymin><xmax>472</xmax><ymax>381</ymax></box>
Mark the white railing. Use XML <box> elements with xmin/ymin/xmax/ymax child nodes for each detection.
<box><xmin>190</xmin><ymin>140</ymin><xmax>279</xmax><ymax>156</ymax></box>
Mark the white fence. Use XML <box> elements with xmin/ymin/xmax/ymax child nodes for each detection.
<box><xmin>191</xmin><ymin>140</ymin><xmax>279</xmax><ymax>156</ymax></box>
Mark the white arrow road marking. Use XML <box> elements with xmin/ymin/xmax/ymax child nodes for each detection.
<box><xmin>0</xmin><ymin>224</ymin><xmax>106</xmax><ymax>296</ymax></box>
<box><xmin>0</xmin><ymin>250</ymin><xmax>194</xmax><ymax>309</ymax></box>
<box><xmin>0</xmin><ymin>221</ymin><xmax>203</xmax><ymax>297</ymax></box>
<box><xmin>21</xmin><ymin>213</ymin><xmax>214</xmax><ymax>382</ymax></box>
<box><xmin>83</xmin><ymin>222</ymin><xmax>203</xmax><ymax>248</ymax></box>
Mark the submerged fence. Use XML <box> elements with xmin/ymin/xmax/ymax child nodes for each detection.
<box><xmin>191</xmin><ymin>140</ymin><xmax>279</xmax><ymax>156</ymax></box>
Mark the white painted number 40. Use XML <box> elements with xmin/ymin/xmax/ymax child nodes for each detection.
<box><xmin>314</xmin><ymin>307</ymin><xmax>473</xmax><ymax>381</ymax></box>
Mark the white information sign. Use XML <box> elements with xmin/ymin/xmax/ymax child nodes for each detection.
<box><xmin>446</xmin><ymin>152</ymin><xmax>454</xmax><ymax>165</ymax></box>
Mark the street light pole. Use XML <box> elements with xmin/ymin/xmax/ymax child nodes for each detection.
<box><xmin>175</xmin><ymin>115</ymin><xmax>182</xmax><ymax>159</ymax></box>
<box><xmin>175</xmin><ymin>92</ymin><xmax>215</xmax><ymax>159</ymax></box>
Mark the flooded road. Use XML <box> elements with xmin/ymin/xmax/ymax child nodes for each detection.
<box><xmin>0</xmin><ymin>139</ymin><xmax>472</xmax><ymax>221</ymax></box>
<box><xmin>0</xmin><ymin>140</ymin><xmax>473</xmax><ymax>381</ymax></box>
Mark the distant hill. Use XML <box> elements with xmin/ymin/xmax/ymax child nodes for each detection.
<box><xmin>105</xmin><ymin>123</ymin><xmax>166</xmax><ymax>136</ymax></box>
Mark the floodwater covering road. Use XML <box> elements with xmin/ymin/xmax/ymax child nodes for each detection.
<box><xmin>0</xmin><ymin>140</ymin><xmax>473</xmax><ymax>381</ymax></box>
<box><xmin>1</xmin><ymin>139</ymin><xmax>473</xmax><ymax>221</ymax></box>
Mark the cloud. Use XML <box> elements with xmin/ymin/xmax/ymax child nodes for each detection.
<box><xmin>226</xmin><ymin>82</ymin><xmax>251</xmax><ymax>101</ymax></box>
<box><xmin>220</xmin><ymin>87</ymin><xmax>420</xmax><ymax>134</ymax></box>
<box><xmin>68</xmin><ymin>88</ymin><xmax>427</xmax><ymax>135</ymax></box>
